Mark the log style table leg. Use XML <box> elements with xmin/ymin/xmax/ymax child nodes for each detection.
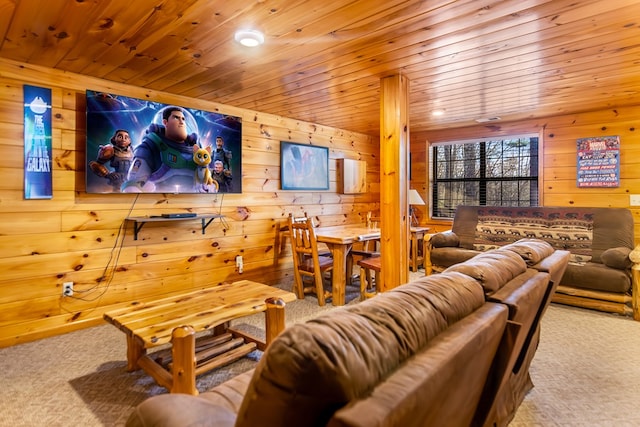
<box><xmin>126</xmin><ymin>334</ymin><xmax>146</xmax><ymax>372</ymax></box>
<box><xmin>264</xmin><ymin>297</ymin><xmax>286</xmax><ymax>347</ymax></box>
<box><xmin>326</xmin><ymin>242</ymin><xmax>352</xmax><ymax>306</ymax></box>
<box><xmin>171</xmin><ymin>325</ymin><xmax>197</xmax><ymax>395</ymax></box>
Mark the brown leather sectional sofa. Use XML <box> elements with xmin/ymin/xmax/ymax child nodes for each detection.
<box><xmin>127</xmin><ymin>239</ymin><xmax>569</xmax><ymax>427</ymax></box>
<box><xmin>426</xmin><ymin>205</ymin><xmax>639</xmax><ymax>320</ymax></box>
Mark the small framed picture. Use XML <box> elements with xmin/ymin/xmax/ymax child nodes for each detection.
<box><xmin>280</xmin><ymin>141</ymin><xmax>330</xmax><ymax>190</ymax></box>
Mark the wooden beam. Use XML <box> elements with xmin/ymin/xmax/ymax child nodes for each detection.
<box><xmin>380</xmin><ymin>74</ymin><xmax>410</xmax><ymax>291</ymax></box>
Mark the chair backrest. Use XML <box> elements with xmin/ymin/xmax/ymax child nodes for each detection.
<box><xmin>288</xmin><ymin>213</ymin><xmax>331</xmax><ymax>304</ymax></box>
<box><xmin>288</xmin><ymin>213</ymin><xmax>327</xmax><ymax>276</ymax></box>
<box><xmin>366</xmin><ymin>211</ymin><xmax>380</xmax><ymax>229</ymax></box>
<box><xmin>291</xmin><ymin>212</ymin><xmax>310</xmax><ymax>225</ymax></box>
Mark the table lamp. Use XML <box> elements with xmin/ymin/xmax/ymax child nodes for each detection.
<box><xmin>408</xmin><ymin>189</ymin><xmax>425</xmax><ymax>226</ymax></box>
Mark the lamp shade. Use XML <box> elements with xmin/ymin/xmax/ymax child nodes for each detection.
<box><xmin>409</xmin><ymin>189</ymin><xmax>425</xmax><ymax>205</ymax></box>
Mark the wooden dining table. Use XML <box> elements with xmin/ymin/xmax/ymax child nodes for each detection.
<box><xmin>314</xmin><ymin>224</ymin><xmax>381</xmax><ymax>306</ymax></box>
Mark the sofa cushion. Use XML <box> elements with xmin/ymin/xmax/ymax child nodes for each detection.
<box><xmin>452</xmin><ymin>206</ymin><xmax>634</xmax><ymax>266</ymax></box>
<box><xmin>234</xmin><ymin>272</ymin><xmax>485</xmax><ymax>427</ymax></box>
<box><xmin>561</xmin><ymin>262</ymin><xmax>632</xmax><ymax>293</ymax></box>
<box><xmin>501</xmin><ymin>239</ymin><xmax>554</xmax><ymax>266</ymax></box>
<box><xmin>470</xmin><ymin>207</ymin><xmax>594</xmax><ymax>263</ymax></box>
<box><xmin>444</xmin><ymin>249</ymin><xmax>527</xmax><ymax>294</ymax></box>
<box><xmin>600</xmin><ymin>247</ymin><xmax>632</xmax><ymax>270</ymax></box>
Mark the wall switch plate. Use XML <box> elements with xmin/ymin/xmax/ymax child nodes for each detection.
<box><xmin>630</xmin><ymin>195</ymin><xmax>640</xmax><ymax>206</ymax></box>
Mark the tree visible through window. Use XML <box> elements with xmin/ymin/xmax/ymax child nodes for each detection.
<box><xmin>431</xmin><ymin>136</ymin><xmax>539</xmax><ymax>218</ymax></box>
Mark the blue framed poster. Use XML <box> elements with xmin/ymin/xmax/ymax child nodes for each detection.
<box><xmin>576</xmin><ymin>135</ymin><xmax>620</xmax><ymax>188</ymax></box>
<box><xmin>280</xmin><ymin>141</ymin><xmax>329</xmax><ymax>190</ymax></box>
<box><xmin>24</xmin><ymin>85</ymin><xmax>53</xmax><ymax>199</ymax></box>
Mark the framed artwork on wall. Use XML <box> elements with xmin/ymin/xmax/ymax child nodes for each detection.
<box><xmin>24</xmin><ymin>85</ymin><xmax>53</xmax><ymax>200</ymax></box>
<box><xmin>576</xmin><ymin>135</ymin><xmax>620</xmax><ymax>188</ymax></box>
<box><xmin>280</xmin><ymin>141</ymin><xmax>329</xmax><ymax>190</ymax></box>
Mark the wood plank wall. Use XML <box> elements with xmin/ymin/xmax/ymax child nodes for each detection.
<box><xmin>409</xmin><ymin>109</ymin><xmax>640</xmax><ymax>243</ymax></box>
<box><xmin>0</xmin><ymin>59</ymin><xmax>379</xmax><ymax>347</ymax></box>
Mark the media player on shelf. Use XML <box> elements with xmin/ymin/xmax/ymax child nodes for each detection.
<box><xmin>161</xmin><ymin>213</ymin><xmax>198</xmax><ymax>219</ymax></box>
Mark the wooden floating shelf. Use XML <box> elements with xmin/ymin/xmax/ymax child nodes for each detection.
<box><xmin>125</xmin><ymin>214</ymin><xmax>225</xmax><ymax>240</ymax></box>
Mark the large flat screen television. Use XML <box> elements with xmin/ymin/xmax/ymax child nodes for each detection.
<box><xmin>85</xmin><ymin>90</ymin><xmax>242</xmax><ymax>194</ymax></box>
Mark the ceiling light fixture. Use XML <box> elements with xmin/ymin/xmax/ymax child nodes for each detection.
<box><xmin>431</xmin><ymin>109</ymin><xmax>445</xmax><ymax>116</ymax></box>
<box><xmin>234</xmin><ymin>29</ymin><xmax>265</xmax><ymax>47</ymax></box>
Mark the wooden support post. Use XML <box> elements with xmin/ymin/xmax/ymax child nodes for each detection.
<box><xmin>264</xmin><ymin>297</ymin><xmax>286</xmax><ymax>347</ymax></box>
<box><xmin>170</xmin><ymin>325</ymin><xmax>198</xmax><ymax>395</ymax></box>
<box><xmin>380</xmin><ymin>74</ymin><xmax>410</xmax><ymax>291</ymax></box>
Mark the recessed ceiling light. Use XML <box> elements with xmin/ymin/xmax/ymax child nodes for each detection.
<box><xmin>234</xmin><ymin>29</ymin><xmax>265</xmax><ymax>47</ymax></box>
<box><xmin>432</xmin><ymin>109</ymin><xmax>445</xmax><ymax>116</ymax></box>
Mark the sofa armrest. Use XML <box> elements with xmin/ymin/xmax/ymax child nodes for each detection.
<box><xmin>424</xmin><ymin>230</ymin><xmax>456</xmax><ymax>276</ymax></box>
<box><xmin>601</xmin><ymin>247</ymin><xmax>633</xmax><ymax>270</ymax></box>
<box><xmin>529</xmin><ymin>250</ymin><xmax>570</xmax><ymax>288</ymax></box>
<box><xmin>429</xmin><ymin>230</ymin><xmax>459</xmax><ymax>248</ymax></box>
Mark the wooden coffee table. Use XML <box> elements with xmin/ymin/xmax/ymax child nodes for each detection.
<box><xmin>103</xmin><ymin>280</ymin><xmax>297</xmax><ymax>395</ymax></box>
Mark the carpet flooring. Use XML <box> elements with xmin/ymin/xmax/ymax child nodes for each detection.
<box><xmin>1</xmin><ymin>278</ymin><xmax>640</xmax><ymax>426</ymax></box>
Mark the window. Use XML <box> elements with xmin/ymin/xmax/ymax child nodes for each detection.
<box><xmin>431</xmin><ymin>136</ymin><xmax>539</xmax><ymax>219</ymax></box>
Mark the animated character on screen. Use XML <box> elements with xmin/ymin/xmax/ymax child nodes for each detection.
<box><xmin>121</xmin><ymin>106</ymin><xmax>208</xmax><ymax>193</ymax></box>
<box><xmin>192</xmin><ymin>145</ymin><xmax>218</xmax><ymax>193</ymax></box>
<box><xmin>211</xmin><ymin>159</ymin><xmax>232</xmax><ymax>192</ymax></box>
<box><xmin>88</xmin><ymin>129</ymin><xmax>134</xmax><ymax>191</ymax></box>
<box><xmin>213</xmin><ymin>136</ymin><xmax>232</xmax><ymax>173</ymax></box>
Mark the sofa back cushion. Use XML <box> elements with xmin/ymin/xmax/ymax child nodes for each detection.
<box><xmin>453</xmin><ymin>206</ymin><xmax>633</xmax><ymax>265</ymax></box>
<box><xmin>234</xmin><ymin>272</ymin><xmax>485</xmax><ymax>427</ymax></box>
<box><xmin>444</xmin><ymin>248</ymin><xmax>527</xmax><ymax>294</ymax></box>
<box><xmin>501</xmin><ymin>238</ymin><xmax>555</xmax><ymax>266</ymax></box>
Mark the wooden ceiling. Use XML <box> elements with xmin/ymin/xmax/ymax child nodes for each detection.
<box><xmin>1</xmin><ymin>0</ymin><xmax>639</xmax><ymax>137</ymax></box>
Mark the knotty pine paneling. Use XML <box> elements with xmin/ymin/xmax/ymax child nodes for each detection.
<box><xmin>0</xmin><ymin>59</ymin><xmax>378</xmax><ymax>347</ymax></box>
<box><xmin>412</xmin><ymin>106</ymin><xmax>640</xmax><ymax>245</ymax></box>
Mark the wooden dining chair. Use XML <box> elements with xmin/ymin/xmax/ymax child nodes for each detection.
<box><xmin>349</xmin><ymin>211</ymin><xmax>380</xmax><ymax>264</ymax></box>
<box><xmin>342</xmin><ymin>211</ymin><xmax>380</xmax><ymax>292</ymax></box>
<box><xmin>357</xmin><ymin>256</ymin><xmax>381</xmax><ymax>300</ymax></box>
<box><xmin>288</xmin><ymin>214</ymin><xmax>333</xmax><ymax>306</ymax></box>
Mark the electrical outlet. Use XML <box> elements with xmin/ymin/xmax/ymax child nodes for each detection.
<box><xmin>236</xmin><ymin>255</ymin><xmax>243</xmax><ymax>274</ymax></box>
<box><xmin>630</xmin><ymin>194</ymin><xmax>640</xmax><ymax>206</ymax></box>
<box><xmin>62</xmin><ymin>282</ymin><xmax>74</xmax><ymax>297</ymax></box>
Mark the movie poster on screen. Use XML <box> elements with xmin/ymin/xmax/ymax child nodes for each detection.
<box><xmin>576</xmin><ymin>135</ymin><xmax>620</xmax><ymax>188</ymax></box>
<box><xmin>85</xmin><ymin>90</ymin><xmax>242</xmax><ymax>194</ymax></box>
<box><xmin>23</xmin><ymin>85</ymin><xmax>53</xmax><ymax>199</ymax></box>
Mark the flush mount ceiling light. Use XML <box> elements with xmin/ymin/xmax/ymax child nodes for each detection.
<box><xmin>234</xmin><ymin>29</ymin><xmax>265</xmax><ymax>47</ymax></box>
